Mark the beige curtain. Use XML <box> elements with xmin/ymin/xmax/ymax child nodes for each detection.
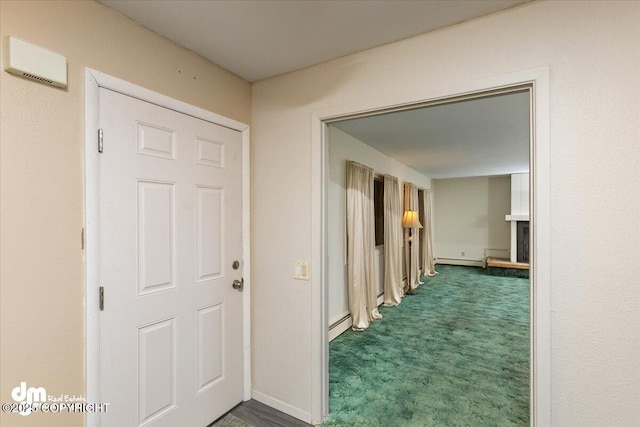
<box><xmin>346</xmin><ymin>161</ymin><xmax>382</xmax><ymax>330</ymax></box>
<box><xmin>383</xmin><ymin>175</ymin><xmax>403</xmax><ymax>306</ymax></box>
<box><xmin>403</xmin><ymin>182</ymin><xmax>421</xmax><ymax>291</ymax></box>
<box><xmin>420</xmin><ymin>189</ymin><xmax>438</xmax><ymax>276</ymax></box>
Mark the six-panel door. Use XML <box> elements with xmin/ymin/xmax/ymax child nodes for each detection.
<box><xmin>99</xmin><ymin>88</ymin><xmax>243</xmax><ymax>427</ymax></box>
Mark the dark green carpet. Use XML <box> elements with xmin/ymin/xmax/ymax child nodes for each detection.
<box><xmin>487</xmin><ymin>266</ymin><xmax>529</xmax><ymax>279</ymax></box>
<box><xmin>324</xmin><ymin>265</ymin><xmax>529</xmax><ymax>427</ymax></box>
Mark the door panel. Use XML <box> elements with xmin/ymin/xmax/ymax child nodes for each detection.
<box><xmin>138</xmin><ymin>317</ymin><xmax>176</xmax><ymax>425</ymax></box>
<box><xmin>99</xmin><ymin>88</ymin><xmax>243</xmax><ymax>427</ymax></box>
<box><xmin>138</xmin><ymin>181</ymin><xmax>175</xmax><ymax>294</ymax></box>
<box><xmin>196</xmin><ymin>304</ymin><xmax>224</xmax><ymax>391</ymax></box>
<box><xmin>196</xmin><ymin>186</ymin><xmax>224</xmax><ymax>281</ymax></box>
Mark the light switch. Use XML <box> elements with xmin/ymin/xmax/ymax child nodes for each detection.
<box><xmin>294</xmin><ymin>261</ymin><xmax>310</xmax><ymax>280</ymax></box>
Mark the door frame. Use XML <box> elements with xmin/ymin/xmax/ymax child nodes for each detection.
<box><xmin>84</xmin><ymin>68</ymin><xmax>252</xmax><ymax>427</ymax></box>
<box><xmin>310</xmin><ymin>67</ymin><xmax>550</xmax><ymax>425</ymax></box>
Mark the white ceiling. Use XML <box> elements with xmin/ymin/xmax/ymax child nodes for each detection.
<box><xmin>99</xmin><ymin>0</ymin><xmax>529</xmax><ymax>82</ymax></box>
<box><xmin>332</xmin><ymin>91</ymin><xmax>530</xmax><ymax>179</ymax></box>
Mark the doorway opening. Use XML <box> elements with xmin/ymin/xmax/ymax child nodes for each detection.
<box><xmin>313</xmin><ymin>72</ymin><xmax>550</xmax><ymax>426</ymax></box>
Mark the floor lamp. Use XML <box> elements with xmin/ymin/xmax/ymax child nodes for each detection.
<box><xmin>402</xmin><ymin>210</ymin><xmax>422</xmax><ymax>296</ymax></box>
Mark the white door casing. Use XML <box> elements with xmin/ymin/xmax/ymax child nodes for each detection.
<box><xmin>98</xmin><ymin>88</ymin><xmax>244</xmax><ymax>427</ymax></box>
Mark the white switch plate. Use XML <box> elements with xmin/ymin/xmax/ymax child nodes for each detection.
<box><xmin>294</xmin><ymin>261</ymin><xmax>309</xmax><ymax>280</ymax></box>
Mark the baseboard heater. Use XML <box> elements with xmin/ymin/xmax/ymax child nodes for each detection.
<box><xmin>329</xmin><ymin>292</ymin><xmax>384</xmax><ymax>341</ymax></box>
<box><xmin>435</xmin><ymin>257</ymin><xmax>484</xmax><ymax>268</ymax></box>
<box><xmin>329</xmin><ymin>314</ymin><xmax>351</xmax><ymax>331</ymax></box>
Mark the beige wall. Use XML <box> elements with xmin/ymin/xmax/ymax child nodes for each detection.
<box><xmin>432</xmin><ymin>176</ymin><xmax>511</xmax><ymax>263</ymax></box>
<box><xmin>252</xmin><ymin>1</ymin><xmax>639</xmax><ymax>425</ymax></box>
<box><xmin>0</xmin><ymin>1</ymin><xmax>251</xmax><ymax>426</ymax></box>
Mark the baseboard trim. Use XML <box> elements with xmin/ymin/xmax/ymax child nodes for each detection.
<box><xmin>329</xmin><ymin>316</ymin><xmax>352</xmax><ymax>342</ymax></box>
<box><xmin>436</xmin><ymin>258</ymin><xmax>484</xmax><ymax>268</ymax></box>
<box><xmin>251</xmin><ymin>390</ymin><xmax>312</xmax><ymax>424</ymax></box>
<box><xmin>328</xmin><ymin>294</ymin><xmax>386</xmax><ymax>342</ymax></box>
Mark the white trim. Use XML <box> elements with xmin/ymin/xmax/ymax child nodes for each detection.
<box><xmin>241</xmin><ymin>127</ymin><xmax>252</xmax><ymax>401</ymax></box>
<box><xmin>529</xmin><ymin>67</ymin><xmax>551</xmax><ymax>427</ymax></box>
<box><xmin>328</xmin><ymin>294</ymin><xmax>385</xmax><ymax>342</ymax></box>
<box><xmin>311</xmin><ymin>66</ymin><xmax>551</xmax><ymax>426</ymax></box>
<box><xmin>435</xmin><ymin>258</ymin><xmax>485</xmax><ymax>268</ymax></box>
<box><xmin>251</xmin><ymin>390</ymin><xmax>312</xmax><ymax>424</ymax></box>
<box><xmin>86</xmin><ymin>71</ymin><xmax>248</xmax><ymax>133</ymax></box>
<box><xmin>83</xmin><ymin>68</ymin><xmax>252</xmax><ymax>426</ymax></box>
<box><xmin>506</xmin><ymin>214</ymin><xmax>530</xmax><ymax>221</ymax></box>
<box><xmin>310</xmin><ymin>115</ymin><xmax>329</xmax><ymax>425</ymax></box>
<box><xmin>84</xmin><ymin>69</ymin><xmax>100</xmax><ymax>427</ymax></box>
<box><xmin>328</xmin><ymin>317</ymin><xmax>352</xmax><ymax>342</ymax></box>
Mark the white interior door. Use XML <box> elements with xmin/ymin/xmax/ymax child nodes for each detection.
<box><xmin>98</xmin><ymin>88</ymin><xmax>243</xmax><ymax>427</ymax></box>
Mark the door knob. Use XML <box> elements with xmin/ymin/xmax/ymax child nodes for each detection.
<box><xmin>232</xmin><ymin>278</ymin><xmax>244</xmax><ymax>292</ymax></box>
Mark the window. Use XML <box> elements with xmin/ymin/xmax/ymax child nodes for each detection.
<box><xmin>374</xmin><ymin>178</ymin><xmax>384</xmax><ymax>246</ymax></box>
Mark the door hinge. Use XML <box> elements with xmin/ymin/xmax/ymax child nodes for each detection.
<box><xmin>98</xmin><ymin>129</ymin><xmax>104</xmax><ymax>153</ymax></box>
<box><xmin>81</xmin><ymin>227</ymin><xmax>85</xmax><ymax>250</ymax></box>
<box><xmin>99</xmin><ymin>286</ymin><xmax>104</xmax><ymax>311</ymax></box>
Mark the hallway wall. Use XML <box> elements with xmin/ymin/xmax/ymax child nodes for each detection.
<box><xmin>251</xmin><ymin>1</ymin><xmax>640</xmax><ymax>424</ymax></box>
<box><xmin>0</xmin><ymin>2</ymin><xmax>251</xmax><ymax>426</ymax></box>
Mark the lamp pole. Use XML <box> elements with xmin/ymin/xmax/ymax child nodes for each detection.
<box><xmin>406</xmin><ymin>229</ymin><xmax>417</xmax><ymax>295</ymax></box>
<box><xmin>402</xmin><ymin>210</ymin><xmax>422</xmax><ymax>296</ymax></box>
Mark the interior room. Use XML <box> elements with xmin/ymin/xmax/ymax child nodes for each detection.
<box><xmin>1</xmin><ymin>1</ymin><xmax>639</xmax><ymax>427</ymax></box>
<box><xmin>324</xmin><ymin>90</ymin><xmax>531</xmax><ymax>425</ymax></box>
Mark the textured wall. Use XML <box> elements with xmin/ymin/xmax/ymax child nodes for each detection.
<box><xmin>0</xmin><ymin>1</ymin><xmax>251</xmax><ymax>426</ymax></box>
<box><xmin>252</xmin><ymin>1</ymin><xmax>640</xmax><ymax>425</ymax></box>
<box><xmin>433</xmin><ymin>176</ymin><xmax>511</xmax><ymax>262</ymax></box>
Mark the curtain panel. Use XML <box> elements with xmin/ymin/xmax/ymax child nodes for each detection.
<box><xmin>420</xmin><ymin>189</ymin><xmax>438</xmax><ymax>276</ymax></box>
<box><xmin>346</xmin><ymin>161</ymin><xmax>382</xmax><ymax>330</ymax></box>
<box><xmin>383</xmin><ymin>174</ymin><xmax>403</xmax><ymax>306</ymax></box>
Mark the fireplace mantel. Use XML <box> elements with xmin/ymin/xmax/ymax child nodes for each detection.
<box><xmin>506</xmin><ymin>214</ymin><xmax>529</xmax><ymax>221</ymax></box>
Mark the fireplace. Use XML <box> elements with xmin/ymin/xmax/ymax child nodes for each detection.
<box><xmin>517</xmin><ymin>221</ymin><xmax>530</xmax><ymax>263</ymax></box>
<box><xmin>506</xmin><ymin>173</ymin><xmax>530</xmax><ymax>263</ymax></box>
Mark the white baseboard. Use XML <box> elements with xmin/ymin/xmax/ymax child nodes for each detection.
<box><xmin>436</xmin><ymin>258</ymin><xmax>484</xmax><ymax>268</ymax></box>
<box><xmin>328</xmin><ymin>294</ymin><xmax>386</xmax><ymax>342</ymax></box>
<box><xmin>251</xmin><ymin>390</ymin><xmax>312</xmax><ymax>424</ymax></box>
<box><xmin>329</xmin><ymin>316</ymin><xmax>352</xmax><ymax>342</ymax></box>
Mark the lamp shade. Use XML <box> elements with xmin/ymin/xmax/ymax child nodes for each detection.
<box><xmin>402</xmin><ymin>210</ymin><xmax>423</xmax><ymax>228</ymax></box>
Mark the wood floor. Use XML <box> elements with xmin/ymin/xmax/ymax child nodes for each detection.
<box><xmin>486</xmin><ymin>256</ymin><xmax>530</xmax><ymax>270</ymax></box>
<box><xmin>211</xmin><ymin>399</ymin><xmax>312</xmax><ymax>427</ymax></box>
